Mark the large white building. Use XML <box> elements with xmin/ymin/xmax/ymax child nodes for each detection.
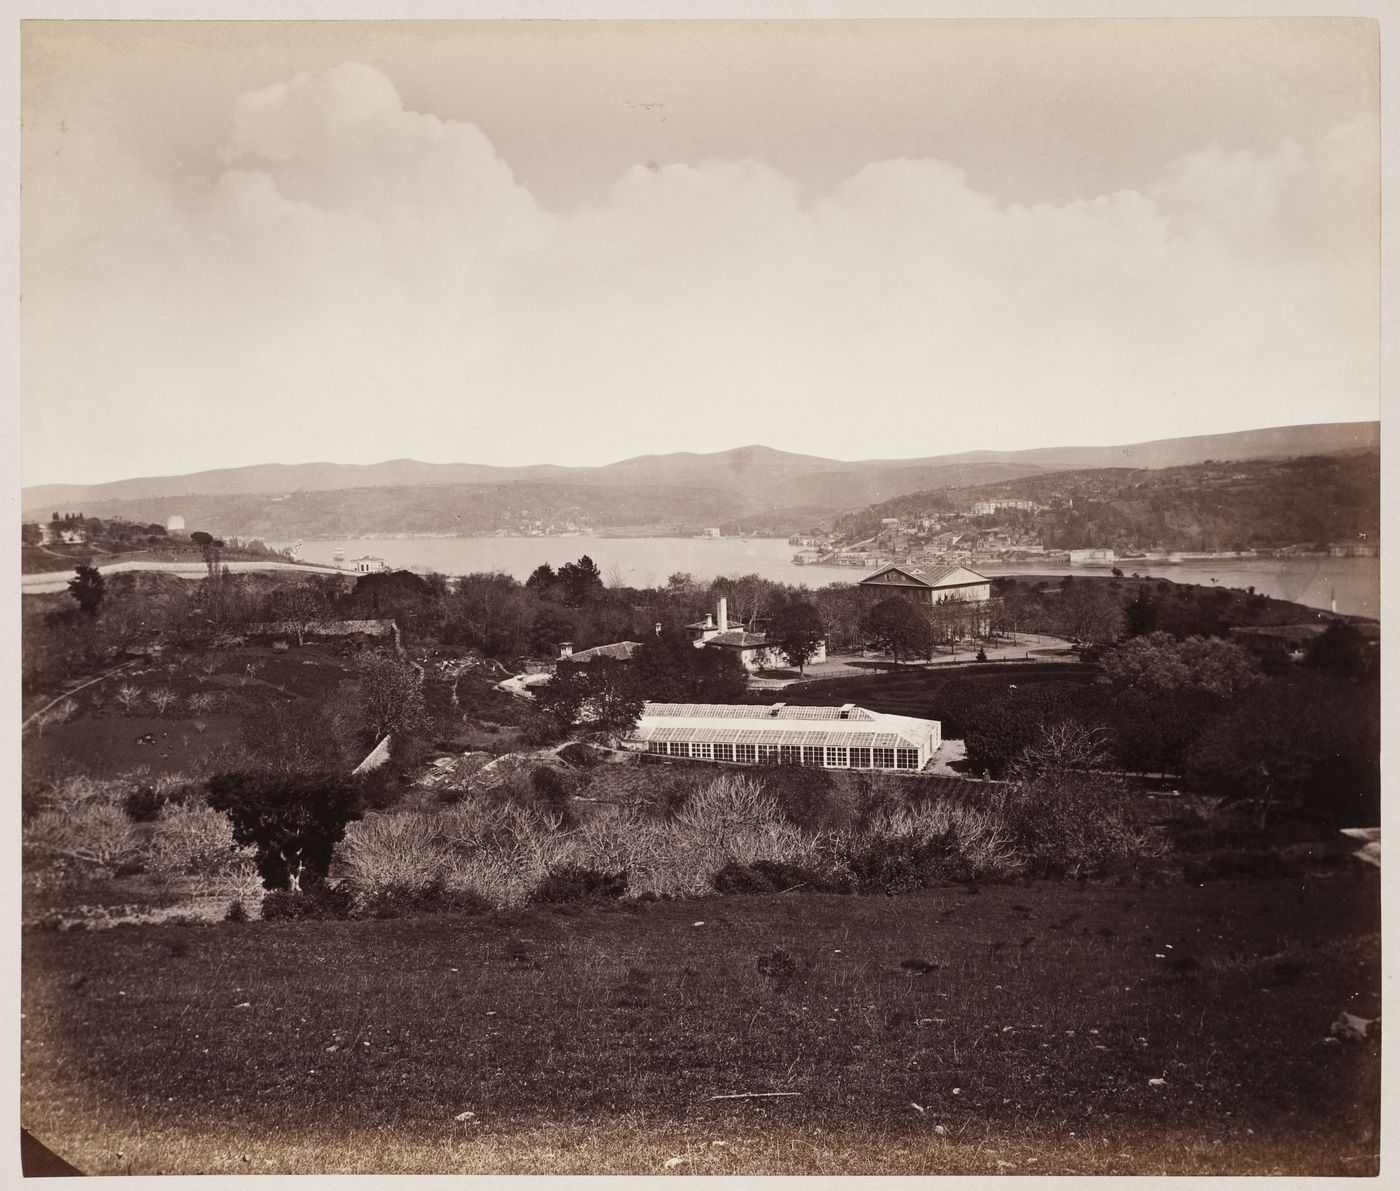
<box><xmin>630</xmin><ymin>702</ymin><xmax>941</xmax><ymax>771</ymax></box>
<box><xmin>858</xmin><ymin>564</ymin><xmax>992</xmax><ymax>605</ymax></box>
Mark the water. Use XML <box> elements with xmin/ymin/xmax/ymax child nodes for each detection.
<box><xmin>278</xmin><ymin>536</ymin><xmax>1381</xmax><ymax>618</ymax></box>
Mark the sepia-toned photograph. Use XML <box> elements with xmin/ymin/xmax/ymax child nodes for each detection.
<box><xmin>17</xmin><ymin>14</ymin><xmax>1383</xmax><ymax>1178</ymax></box>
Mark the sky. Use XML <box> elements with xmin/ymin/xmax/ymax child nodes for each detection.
<box><xmin>20</xmin><ymin>18</ymin><xmax>1381</xmax><ymax>487</ymax></box>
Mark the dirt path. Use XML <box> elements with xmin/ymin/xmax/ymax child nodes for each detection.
<box><xmin>21</xmin><ymin>660</ymin><xmax>141</xmax><ymax>731</ymax></box>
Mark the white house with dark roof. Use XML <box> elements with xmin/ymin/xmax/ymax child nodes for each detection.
<box><xmin>629</xmin><ymin>701</ymin><xmax>940</xmax><ymax>771</ymax></box>
<box><xmin>686</xmin><ymin>597</ymin><xmax>826</xmax><ymax>672</ymax></box>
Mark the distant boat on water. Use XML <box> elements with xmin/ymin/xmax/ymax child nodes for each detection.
<box><xmin>332</xmin><ymin>547</ymin><xmax>345</xmax><ymax>562</ymax></box>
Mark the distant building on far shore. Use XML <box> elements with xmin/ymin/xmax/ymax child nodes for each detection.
<box><xmin>166</xmin><ymin>514</ymin><xmax>186</xmax><ymax>532</ymax></box>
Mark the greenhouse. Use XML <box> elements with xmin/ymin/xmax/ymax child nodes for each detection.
<box><xmin>629</xmin><ymin>702</ymin><xmax>941</xmax><ymax>772</ymax></box>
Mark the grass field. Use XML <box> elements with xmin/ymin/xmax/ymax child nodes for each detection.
<box><xmin>22</xmin><ymin>871</ymin><xmax>1380</xmax><ymax>1176</ymax></box>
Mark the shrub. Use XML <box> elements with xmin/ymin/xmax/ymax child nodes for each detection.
<box><xmin>23</xmin><ymin>804</ymin><xmax>141</xmax><ymax>875</ymax></box>
<box><xmin>148</xmin><ymin>687</ymin><xmax>179</xmax><ymax>714</ymax></box>
<box><xmin>261</xmin><ymin>882</ymin><xmax>355</xmax><ymax>921</ymax></box>
<box><xmin>991</xmin><ymin>776</ymin><xmax>1163</xmax><ymax>879</ymax></box>
<box><xmin>146</xmin><ymin>803</ymin><xmax>254</xmax><ymax>878</ymax></box>
<box><xmin>712</xmin><ymin>859</ymin><xmax>846</xmax><ymax>895</ymax></box>
<box><xmin>358</xmin><ymin>880</ymin><xmax>491</xmax><ymax>919</ymax></box>
<box><xmin>842</xmin><ymin>832</ymin><xmax>968</xmax><ymax>894</ymax></box>
<box><xmin>557</xmin><ymin>742</ymin><xmax>605</xmax><ymax>768</ymax></box>
<box><xmin>527</xmin><ymin>865</ymin><xmax>627</xmax><ymax>905</ymax></box>
<box><xmin>123</xmin><ymin>784</ymin><xmax>166</xmax><ymax>823</ymax></box>
<box><xmin>225</xmin><ymin>899</ymin><xmax>248</xmax><ymax>923</ymax></box>
<box><xmin>338</xmin><ymin>813</ymin><xmax>451</xmax><ymax>895</ymax></box>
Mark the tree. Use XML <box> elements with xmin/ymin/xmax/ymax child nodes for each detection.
<box><xmin>67</xmin><ymin>564</ymin><xmax>106</xmax><ymax>617</ymax></box>
<box><xmin>582</xmin><ymin>656</ymin><xmax>646</xmax><ymax>733</ymax></box>
<box><xmin>767</xmin><ymin>601</ymin><xmax>825</xmax><ymax>674</ymax></box>
<box><xmin>525</xmin><ymin>563</ymin><xmax>559</xmax><ymax>598</ymax></box>
<box><xmin>1101</xmin><ymin>632</ymin><xmax>1261</xmax><ymax>698</ymax></box>
<box><xmin>1124</xmin><ymin>587</ymin><xmax>1158</xmax><ymax>637</ymax></box>
<box><xmin>1055</xmin><ymin>581</ymin><xmax>1124</xmax><ymax>645</ymax></box>
<box><xmin>539</xmin><ymin>656</ymin><xmax>645</xmax><ymax>735</ymax></box>
<box><xmin>1305</xmin><ymin>621</ymin><xmax>1370</xmax><ymax>678</ymax></box>
<box><xmin>557</xmin><ymin>555</ymin><xmax>604</xmax><ymax>606</ymax></box>
<box><xmin>354</xmin><ymin>653</ymin><xmax>427</xmax><ymax>746</ymax></box>
<box><xmin>535</xmin><ymin>665</ymin><xmax>588</xmax><ymax>730</ymax></box>
<box><xmin>633</xmin><ymin>630</ymin><xmax>747</xmax><ymax>702</ymax></box>
<box><xmin>21</xmin><ymin>523</ymin><xmax>42</xmax><ymax>546</ymax></box>
<box><xmin>1187</xmin><ymin>676</ymin><xmax>1380</xmax><ymax>826</ymax></box>
<box><xmin>206</xmin><ymin>772</ymin><xmax>363</xmax><ymax>891</ymax></box>
<box><xmin>861</xmin><ymin>597</ymin><xmax>933</xmax><ymax>664</ymax></box>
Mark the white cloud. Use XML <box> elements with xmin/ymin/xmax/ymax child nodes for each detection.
<box><xmin>22</xmin><ymin>64</ymin><xmax>1378</xmax><ymax>485</ymax></box>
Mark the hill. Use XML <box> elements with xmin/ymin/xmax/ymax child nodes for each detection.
<box><xmin>22</xmin><ymin>421</ymin><xmax>1378</xmax><ymax>539</ymax></box>
<box><xmin>835</xmin><ymin>451</ymin><xmax>1381</xmax><ymax>552</ymax></box>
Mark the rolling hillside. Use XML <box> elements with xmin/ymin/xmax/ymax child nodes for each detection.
<box><xmin>22</xmin><ymin>421</ymin><xmax>1378</xmax><ymax>539</ymax></box>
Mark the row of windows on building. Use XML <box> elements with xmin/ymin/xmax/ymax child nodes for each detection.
<box><xmin>645</xmin><ymin>740</ymin><xmax>921</xmax><ymax>770</ymax></box>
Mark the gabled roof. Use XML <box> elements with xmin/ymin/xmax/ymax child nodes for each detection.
<box><xmin>566</xmin><ymin>640</ymin><xmax>643</xmax><ymax>663</ymax></box>
<box><xmin>859</xmin><ymin>563</ymin><xmax>987</xmax><ymax>589</ymax></box>
<box><xmin>632</xmin><ymin>702</ymin><xmax>939</xmax><ymax>751</ymax></box>
<box><xmin>704</xmin><ymin>629</ymin><xmax>769</xmax><ymax>649</ymax></box>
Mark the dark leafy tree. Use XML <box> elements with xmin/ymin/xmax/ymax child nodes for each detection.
<box><xmin>633</xmin><ymin>629</ymin><xmax>747</xmax><ymax>702</ymax></box>
<box><xmin>21</xmin><ymin>523</ymin><xmax>42</xmax><ymax>546</ymax></box>
<box><xmin>583</xmin><ymin>655</ymin><xmax>646</xmax><ymax>733</ymax></box>
<box><xmin>525</xmin><ymin>563</ymin><xmax>559</xmax><ymax>599</ymax></box>
<box><xmin>529</xmin><ymin>609</ymin><xmax>578</xmax><ymax>656</ymax></box>
<box><xmin>766</xmin><ymin>600</ymin><xmax>826</xmax><ymax>674</ymax></box>
<box><xmin>535</xmin><ymin>665</ymin><xmax>588</xmax><ymax>730</ymax></box>
<box><xmin>1124</xmin><ymin>587</ymin><xmax>1158</xmax><ymax>637</ymax></box>
<box><xmin>861</xmin><ymin>597</ymin><xmax>933</xmax><ymax>663</ymax></box>
<box><xmin>557</xmin><ymin>555</ymin><xmax>604</xmax><ymax>606</ymax></box>
<box><xmin>206</xmin><ymin>772</ymin><xmax>363</xmax><ymax>891</ymax></box>
<box><xmin>1100</xmin><ymin>632</ymin><xmax>1261</xmax><ymax>699</ymax></box>
<box><xmin>67</xmin><ymin>564</ymin><xmax>106</xmax><ymax>617</ymax></box>
<box><xmin>1186</xmin><ymin>676</ymin><xmax>1380</xmax><ymax>826</ymax></box>
<box><xmin>1304</xmin><ymin>621</ymin><xmax>1370</xmax><ymax>678</ymax></box>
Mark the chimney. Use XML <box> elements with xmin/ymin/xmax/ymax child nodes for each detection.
<box><xmin>704</xmin><ymin>613</ymin><xmax>715</xmax><ymax>629</ymax></box>
<box><xmin>718</xmin><ymin>597</ymin><xmax>728</xmax><ymax>632</ymax></box>
<box><xmin>558</xmin><ymin>642</ymin><xmax>573</xmax><ymax>659</ymax></box>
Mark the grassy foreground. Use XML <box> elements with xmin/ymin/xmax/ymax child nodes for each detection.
<box><xmin>22</xmin><ymin>873</ymin><xmax>1380</xmax><ymax>1176</ymax></box>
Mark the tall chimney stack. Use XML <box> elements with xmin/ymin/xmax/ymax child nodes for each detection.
<box><xmin>718</xmin><ymin>597</ymin><xmax>728</xmax><ymax>632</ymax></box>
<box><xmin>558</xmin><ymin>642</ymin><xmax>573</xmax><ymax>659</ymax></box>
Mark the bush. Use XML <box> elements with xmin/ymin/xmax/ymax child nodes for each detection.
<box><xmin>338</xmin><ymin>813</ymin><xmax>450</xmax><ymax>895</ymax></box>
<box><xmin>712</xmin><ymin>859</ymin><xmax>846</xmax><ymax>895</ymax></box>
<box><xmin>557</xmin><ymin>742</ymin><xmax>605</xmax><ymax>768</ymax></box>
<box><xmin>225</xmin><ymin>899</ymin><xmax>248</xmax><ymax>923</ymax></box>
<box><xmin>261</xmin><ymin>883</ymin><xmax>355</xmax><ymax>920</ymax></box>
<box><xmin>146</xmin><ymin>803</ymin><xmax>253</xmax><ymax>878</ymax></box>
<box><xmin>358</xmin><ymin>879</ymin><xmax>491</xmax><ymax>919</ymax></box>
<box><xmin>123</xmin><ymin>784</ymin><xmax>166</xmax><ymax>823</ymax></box>
<box><xmin>841</xmin><ymin>831</ymin><xmax>969</xmax><ymax>894</ymax></box>
<box><xmin>527</xmin><ymin>864</ymin><xmax>627</xmax><ymax>905</ymax></box>
<box><xmin>991</xmin><ymin>776</ymin><xmax>1163</xmax><ymax>879</ymax></box>
<box><xmin>23</xmin><ymin>804</ymin><xmax>141</xmax><ymax>875</ymax></box>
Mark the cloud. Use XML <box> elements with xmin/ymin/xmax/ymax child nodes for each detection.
<box><xmin>22</xmin><ymin>64</ymin><xmax>1379</xmax><ymax>484</ymax></box>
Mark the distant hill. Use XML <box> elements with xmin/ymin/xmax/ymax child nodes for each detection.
<box><xmin>22</xmin><ymin>421</ymin><xmax>1378</xmax><ymax>538</ymax></box>
<box><xmin>835</xmin><ymin>450</ymin><xmax>1381</xmax><ymax>553</ymax></box>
